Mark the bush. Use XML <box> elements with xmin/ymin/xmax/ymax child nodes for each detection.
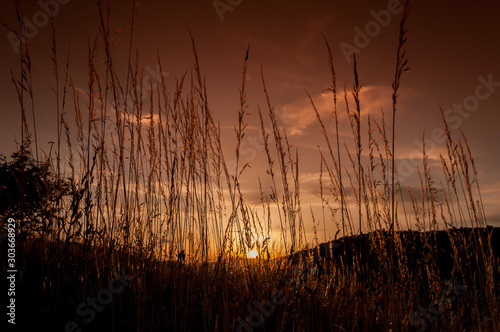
<box><xmin>0</xmin><ymin>144</ymin><xmax>67</xmax><ymax>238</ymax></box>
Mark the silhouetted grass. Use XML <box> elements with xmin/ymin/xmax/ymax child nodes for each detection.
<box><xmin>1</xmin><ymin>0</ymin><xmax>499</xmax><ymax>331</ymax></box>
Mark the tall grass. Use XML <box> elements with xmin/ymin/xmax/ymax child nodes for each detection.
<box><xmin>1</xmin><ymin>0</ymin><xmax>499</xmax><ymax>331</ymax></box>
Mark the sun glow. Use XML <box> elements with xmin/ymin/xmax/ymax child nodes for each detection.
<box><xmin>247</xmin><ymin>250</ymin><xmax>258</xmax><ymax>259</ymax></box>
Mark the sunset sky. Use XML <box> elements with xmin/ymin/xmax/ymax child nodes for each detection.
<box><xmin>1</xmin><ymin>0</ymin><xmax>499</xmax><ymax>242</ymax></box>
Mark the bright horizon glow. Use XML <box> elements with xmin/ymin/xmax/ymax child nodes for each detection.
<box><xmin>247</xmin><ymin>249</ymin><xmax>258</xmax><ymax>259</ymax></box>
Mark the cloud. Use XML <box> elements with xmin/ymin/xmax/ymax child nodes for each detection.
<box><xmin>274</xmin><ymin>85</ymin><xmax>395</xmax><ymax>138</ymax></box>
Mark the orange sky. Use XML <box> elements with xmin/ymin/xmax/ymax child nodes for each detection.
<box><xmin>1</xmin><ymin>0</ymin><xmax>499</xmax><ymax>241</ymax></box>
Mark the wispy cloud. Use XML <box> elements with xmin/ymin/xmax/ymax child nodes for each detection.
<box><xmin>274</xmin><ymin>85</ymin><xmax>394</xmax><ymax>138</ymax></box>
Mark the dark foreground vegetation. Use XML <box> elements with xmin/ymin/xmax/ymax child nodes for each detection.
<box><xmin>1</xmin><ymin>227</ymin><xmax>499</xmax><ymax>331</ymax></box>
